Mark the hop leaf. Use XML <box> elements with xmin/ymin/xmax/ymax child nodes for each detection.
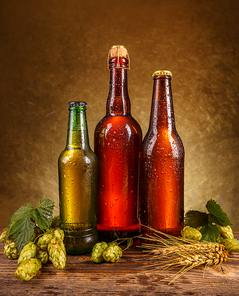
<box><xmin>6</xmin><ymin>198</ymin><xmax>55</xmax><ymax>252</ymax></box>
<box><xmin>184</xmin><ymin>211</ymin><xmax>208</xmax><ymax>228</ymax></box>
<box><xmin>200</xmin><ymin>223</ymin><xmax>220</xmax><ymax>242</ymax></box>
<box><xmin>6</xmin><ymin>204</ymin><xmax>34</xmax><ymax>239</ymax></box>
<box><xmin>184</xmin><ymin>199</ymin><xmax>232</xmax><ymax>243</ymax></box>
<box><xmin>31</xmin><ymin>199</ymin><xmax>54</xmax><ymax>231</ymax></box>
<box><xmin>12</xmin><ymin>218</ymin><xmax>35</xmax><ymax>252</ymax></box>
<box><xmin>206</xmin><ymin>199</ymin><xmax>232</xmax><ymax>226</ymax></box>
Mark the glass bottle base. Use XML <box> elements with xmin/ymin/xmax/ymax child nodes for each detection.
<box><xmin>63</xmin><ymin>227</ymin><xmax>98</xmax><ymax>255</ymax></box>
<box><xmin>97</xmin><ymin>224</ymin><xmax>141</xmax><ymax>242</ymax></box>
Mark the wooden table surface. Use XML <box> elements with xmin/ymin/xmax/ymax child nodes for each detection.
<box><xmin>0</xmin><ymin>229</ymin><xmax>239</xmax><ymax>296</ymax></box>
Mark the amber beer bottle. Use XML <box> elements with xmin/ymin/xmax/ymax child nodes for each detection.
<box><xmin>139</xmin><ymin>71</ymin><xmax>184</xmax><ymax>236</ymax></box>
<box><xmin>94</xmin><ymin>45</ymin><xmax>142</xmax><ymax>241</ymax></box>
<box><xmin>58</xmin><ymin>101</ymin><xmax>98</xmax><ymax>254</ymax></box>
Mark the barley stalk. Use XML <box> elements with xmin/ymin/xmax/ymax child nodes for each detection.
<box><xmin>139</xmin><ymin>225</ymin><xmax>229</xmax><ymax>284</ymax></box>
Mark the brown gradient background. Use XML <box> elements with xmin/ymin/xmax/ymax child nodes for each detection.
<box><xmin>0</xmin><ymin>0</ymin><xmax>238</xmax><ymax>230</ymax></box>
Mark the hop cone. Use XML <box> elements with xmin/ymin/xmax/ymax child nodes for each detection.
<box><xmin>108</xmin><ymin>241</ymin><xmax>118</xmax><ymax>247</ymax></box>
<box><xmin>47</xmin><ymin>228</ymin><xmax>56</xmax><ymax>234</ymax></box>
<box><xmin>51</xmin><ymin>216</ymin><xmax>61</xmax><ymax>228</ymax></box>
<box><xmin>37</xmin><ymin>232</ymin><xmax>54</xmax><ymax>250</ymax></box>
<box><xmin>15</xmin><ymin>258</ymin><xmax>42</xmax><ymax>281</ymax></box>
<box><xmin>4</xmin><ymin>239</ymin><xmax>20</xmax><ymax>259</ymax></box>
<box><xmin>48</xmin><ymin>237</ymin><xmax>66</xmax><ymax>269</ymax></box>
<box><xmin>103</xmin><ymin>245</ymin><xmax>123</xmax><ymax>263</ymax></box>
<box><xmin>181</xmin><ymin>226</ymin><xmax>202</xmax><ymax>241</ymax></box>
<box><xmin>220</xmin><ymin>238</ymin><xmax>239</xmax><ymax>254</ymax></box>
<box><xmin>18</xmin><ymin>242</ymin><xmax>37</xmax><ymax>265</ymax></box>
<box><xmin>217</xmin><ymin>225</ymin><xmax>234</xmax><ymax>239</ymax></box>
<box><xmin>91</xmin><ymin>242</ymin><xmax>108</xmax><ymax>263</ymax></box>
<box><xmin>0</xmin><ymin>228</ymin><xmax>8</xmax><ymax>243</ymax></box>
<box><xmin>37</xmin><ymin>249</ymin><xmax>49</xmax><ymax>264</ymax></box>
<box><xmin>54</xmin><ymin>229</ymin><xmax>64</xmax><ymax>241</ymax></box>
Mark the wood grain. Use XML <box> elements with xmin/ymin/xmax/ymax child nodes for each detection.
<box><xmin>0</xmin><ymin>230</ymin><xmax>239</xmax><ymax>295</ymax></box>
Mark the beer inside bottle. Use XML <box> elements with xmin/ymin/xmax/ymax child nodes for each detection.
<box><xmin>58</xmin><ymin>101</ymin><xmax>98</xmax><ymax>254</ymax></box>
<box><xmin>94</xmin><ymin>45</ymin><xmax>142</xmax><ymax>241</ymax></box>
<box><xmin>139</xmin><ymin>71</ymin><xmax>184</xmax><ymax>236</ymax></box>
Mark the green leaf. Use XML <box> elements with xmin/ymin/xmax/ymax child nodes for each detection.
<box><xmin>31</xmin><ymin>198</ymin><xmax>54</xmax><ymax>231</ymax></box>
<box><xmin>6</xmin><ymin>198</ymin><xmax>55</xmax><ymax>252</ymax></box>
<box><xmin>6</xmin><ymin>221</ymin><xmax>16</xmax><ymax>240</ymax></box>
<box><xmin>6</xmin><ymin>203</ymin><xmax>34</xmax><ymax>240</ymax></box>
<box><xmin>200</xmin><ymin>223</ymin><xmax>220</xmax><ymax>242</ymax></box>
<box><xmin>12</xmin><ymin>217</ymin><xmax>35</xmax><ymax>252</ymax></box>
<box><xmin>184</xmin><ymin>210</ymin><xmax>208</xmax><ymax>228</ymax></box>
<box><xmin>206</xmin><ymin>199</ymin><xmax>232</xmax><ymax>226</ymax></box>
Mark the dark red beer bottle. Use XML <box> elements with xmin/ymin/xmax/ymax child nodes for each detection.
<box><xmin>139</xmin><ymin>70</ymin><xmax>184</xmax><ymax>236</ymax></box>
<box><xmin>94</xmin><ymin>45</ymin><xmax>142</xmax><ymax>241</ymax></box>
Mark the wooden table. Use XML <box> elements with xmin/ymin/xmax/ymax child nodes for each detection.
<box><xmin>0</xmin><ymin>229</ymin><xmax>238</xmax><ymax>295</ymax></box>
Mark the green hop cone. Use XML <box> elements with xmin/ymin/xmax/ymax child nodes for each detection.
<box><xmin>181</xmin><ymin>226</ymin><xmax>202</xmax><ymax>241</ymax></box>
<box><xmin>51</xmin><ymin>216</ymin><xmax>61</xmax><ymax>228</ymax></box>
<box><xmin>91</xmin><ymin>242</ymin><xmax>108</xmax><ymax>263</ymax></box>
<box><xmin>216</xmin><ymin>225</ymin><xmax>234</xmax><ymax>239</ymax></box>
<box><xmin>4</xmin><ymin>238</ymin><xmax>20</xmax><ymax>259</ymax></box>
<box><xmin>103</xmin><ymin>245</ymin><xmax>123</xmax><ymax>263</ymax></box>
<box><xmin>108</xmin><ymin>241</ymin><xmax>118</xmax><ymax>247</ymax></box>
<box><xmin>15</xmin><ymin>258</ymin><xmax>42</xmax><ymax>281</ymax></box>
<box><xmin>54</xmin><ymin>228</ymin><xmax>64</xmax><ymax>241</ymax></box>
<box><xmin>37</xmin><ymin>249</ymin><xmax>49</xmax><ymax>264</ymax></box>
<box><xmin>48</xmin><ymin>237</ymin><xmax>66</xmax><ymax>269</ymax></box>
<box><xmin>37</xmin><ymin>232</ymin><xmax>54</xmax><ymax>250</ymax></box>
<box><xmin>47</xmin><ymin>228</ymin><xmax>56</xmax><ymax>234</ymax></box>
<box><xmin>220</xmin><ymin>238</ymin><xmax>239</xmax><ymax>254</ymax></box>
<box><xmin>18</xmin><ymin>242</ymin><xmax>37</xmax><ymax>265</ymax></box>
<box><xmin>0</xmin><ymin>228</ymin><xmax>8</xmax><ymax>243</ymax></box>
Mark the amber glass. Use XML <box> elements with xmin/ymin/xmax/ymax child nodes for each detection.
<box><xmin>94</xmin><ymin>52</ymin><xmax>142</xmax><ymax>241</ymax></box>
<box><xmin>58</xmin><ymin>101</ymin><xmax>98</xmax><ymax>254</ymax></box>
<box><xmin>139</xmin><ymin>71</ymin><xmax>184</xmax><ymax>237</ymax></box>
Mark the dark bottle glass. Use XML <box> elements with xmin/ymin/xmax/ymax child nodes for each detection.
<box><xmin>139</xmin><ymin>71</ymin><xmax>184</xmax><ymax>236</ymax></box>
<box><xmin>58</xmin><ymin>101</ymin><xmax>98</xmax><ymax>254</ymax></box>
<box><xmin>94</xmin><ymin>45</ymin><xmax>142</xmax><ymax>241</ymax></box>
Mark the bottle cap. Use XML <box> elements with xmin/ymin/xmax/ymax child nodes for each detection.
<box><xmin>152</xmin><ymin>70</ymin><xmax>172</xmax><ymax>77</ymax></box>
<box><xmin>108</xmin><ymin>45</ymin><xmax>130</xmax><ymax>69</ymax></box>
<box><xmin>68</xmin><ymin>101</ymin><xmax>87</xmax><ymax>108</ymax></box>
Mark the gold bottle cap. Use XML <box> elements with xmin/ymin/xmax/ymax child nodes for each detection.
<box><xmin>152</xmin><ymin>70</ymin><xmax>172</xmax><ymax>77</ymax></box>
<box><xmin>108</xmin><ymin>45</ymin><xmax>130</xmax><ymax>69</ymax></box>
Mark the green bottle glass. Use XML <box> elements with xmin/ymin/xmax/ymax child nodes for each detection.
<box><xmin>58</xmin><ymin>101</ymin><xmax>98</xmax><ymax>254</ymax></box>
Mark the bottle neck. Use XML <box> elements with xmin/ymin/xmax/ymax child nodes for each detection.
<box><xmin>106</xmin><ymin>67</ymin><xmax>131</xmax><ymax>116</ymax></box>
<box><xmin>149</xmin><ymin>76</ymin><xmax>176</xmax><ymax>131</ymax></box>
<box><xmin>66</xmin><ymin>107</ymin><xmax>90</xmax><ymax>149</ymax></box>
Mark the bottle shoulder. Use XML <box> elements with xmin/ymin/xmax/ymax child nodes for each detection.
<box><xmin>141</xmin><ymin>129</ymin><xmax>184</xmax><ymax>157</ymax></box>
<box><xmin>59</xmin><ymin>147</ymin><xmax>97</xmax><ymax>163</ymax></box>
<box><xmin>95</xmin><ymin>114</ymin><xmax>142</xmax><ymax>135</ymax></box>
<box><xmin>143</xmin><ymin>127</ymin><xmax>182</xmax><ymax>140</ymax></box>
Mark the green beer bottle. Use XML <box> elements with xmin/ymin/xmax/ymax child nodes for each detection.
<box><xmin>58</xmin><ymin>101</ymin><xmax>98</xmax><ymax>254</ymax></box>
